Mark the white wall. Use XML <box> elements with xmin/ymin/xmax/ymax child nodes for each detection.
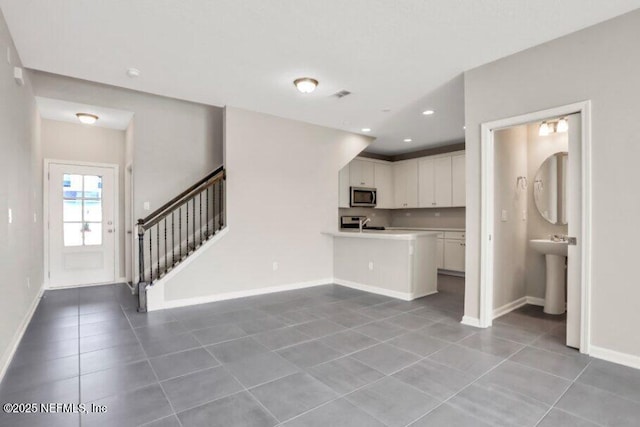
<box><xmin>493</xmin><ymin>126</ymin><xmax>528</xmax><ymax>310</ymax></box>
<box><xmin>41</xmin><ymin>119</ymin><xmax>127</xmax><ymax>279</ymax></box>
<box><xmin>156</xmin><ymin>107</ymin><xmax>371</xmax><ymax>303</ymax></box>
<box><xmin>464</xmin><ymin>9</ymin><xmax>640</xmax><ymax>358</ymax></box>
<box><xmin>0</xmin><ymin>10</ymin><xmax>43</xmax><ymax>373</ymax></box>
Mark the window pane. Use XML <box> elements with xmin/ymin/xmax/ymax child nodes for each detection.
<box><xmin>84</xmin><ymin>200</ymin><xmax>102</xmax><ymax>222</ymax></box>
<box><xmin>63</xmin><ymin>223</ymin><xmax>83</xmax><ymax>246</ymax></box>
<box><xmin>84</xmin><ymin>175</ymin><xmax>102</xmax><ymax>199</ymax></box>
<box><xmin>63</xmin><ymin>174</ymin><xmax>83</xmax><ymax>199</ymax></box>
<box><xmin>83</xmin><ymin>223</ymin><xmax>102</xmax><ymax>246</ymax></box>
<box><xmin>63</xmin><ymin>200</ymin><xmax>82</xmax><ymax>221</ymax></box>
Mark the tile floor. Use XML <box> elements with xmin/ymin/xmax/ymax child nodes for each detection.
<box><xmin>1</xmin><ymin>275</ymin><xmax>639</xmax><ymax>426</ymax></box>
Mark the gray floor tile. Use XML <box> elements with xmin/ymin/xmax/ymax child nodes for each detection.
<box><xmin>576</xmin><ymin>359</ymin><xmax>640</xmax><ymax>403</ymax></box>
<box><xmin>354</xmin><ymin>320</ymin><xmax>406</xmax><ymax>341</ymax></box>
<box><xmin>140</xmin><ymin>332</ymin><xmax>201</xmax><ymax>358</ymax></box>
<box><xmin>326</xmin><ymin>310</ymin><xmax>376</xmax><ymax>328</ymax></box>
<box><xmin>531</xmin><ymin>331</ymin><xmax>587</xmax><ymax>358</ymax></box>
<box><xmin>79</xmin><ymin>329</ymin><xmax>139</xmax><ymax>353</ymax></box>
<box><xmin>1</xmin><ymin>355</ymin><xmax>79</xmax><ymax>394</ymax></box>
<box><xmin>277</xmin><ymin>340</ymin><xmax>343</xmax><ymax>368</ymax></box>
<box><xmin>250</xmin><ymin>372</ymin><xmax>337</xmax><ymax>422</ymax></box>
<box><xmin>177</xmin><ymin>391</ymin><xmax>278</xmax><ymax>427</ymax></box>
<box><xmin>206</xmin><ymin>337</ymin><xmax>270</xmax><ymax>363</ymax></box>
<box><xmin>162</xmin><ymin>366</ymin><xmax>243</xmax><ymax>412</ymax></box>
<box><xmin>140</xmin><ymin>415</ymin><xmax>182</xmax><ymax>427</ymax></box>
<box><xmin>0</xmin><ymin>410</ymin><xmax>79</xmax><ymax>427</ymax></box>
<box><xmin>420</xmin><ymin>322</ymin><xmax>476</xmax><ymax>343</ymax></box>
<box><xmin>319</xmin><ymin>330</ymin><xmax>378</xmax><ymax>354</ymax></box>
<box><xmin>80</xmin><ymin>360</ymin><xmax>158</xmax><ymax>402</ymax></box>
<box><xmin>0</xmin><ymin>376</ymin><xmax>79</xmax><ymax>406</ymax></box>
<box><xmin>10</xmin><ymin>337</ymin><xmax>79</xmax><ymax>368</ymax></box>
<box><xmin>82</xmin><ymin>383</ymin><xmax>172</xmax><ymax>427</ymax></box>
<box><xmin>448</xmin><ymin>383</ymin><xmax>549</xmax><ymax>427</ymax></box>
<box><xmin>237</xmin><ymin>316</ymin><xmax>288</xmax><ymax>335</ymax></box>
<box><xmin>293</xmin><ymin>319</ymin><xmax>346</xmax><ymax>339</ymax></box>
<box><xmin>125</xmin><ymin>309</ymin><xmax>176</xmax><ymax>328</ymax></box>
<box><xmin>274</xmin><ymin>309</ymin><xmax>321</xmax><ymax>326</ymax></box>
<box><xmin>79</xmin><ymin>317</ymin><xmax>131</xmax><ymax>338</ymax></box>
<box><xmin>21</xmin><ymin>323</ymin><xmax>79</xmax><ymax>344</ymax></box>
<box><xmin>351</xmin><ymin>343</ymin><xmax>421</xmax><ymax>375</ymax></box>
<box><xmin>80</xmin><ymin>342</ymin><xmax>147</xmax><ymax>374</ymax></box>
<box><xmin>307</xmin><ymin>356</ymin><xmax>384</xmax><ymax>395</ymax></box>
<box><xmin>225</xmin><ymin>351</ymin><xmax>299</xmax><ymax>388</ymax></box>
<box><xmin>282</xmin><ymin>398</ymin><xmax>386</xmax><ymax>427</ymax></box>
<box><xmin>458</xmin><ymin>332</ymin><xmax>525</xmax><ymax>358</ymax></box>
<box><xmin>478</xmin><ymin>360</ymin><xmax>571</xmax><ymax>405</ymax></box>
<box><xmin>410</xmin><ymin>403</ymin><xmax>493</xmax><ymax>427</ymax></box>
<box><xmin>150</xmin><ymin>347</ymin><xmax>219</xmax><ymax>380</ymax></box>
<box><xmin>478</xmin><ymin>322</ymin><xmax>542</xmax><ymax>344</ymax></box>
<box><xmin>510</xmin><ymin>346</ymin><xmax>590</xmax><ymax>380</ymax></box>
<box><xmin>393</xmin><ymin>358</ymin><xmax>476</xmax><ymax>400</ymax></box>
<box><xmin>346</xmin><ymin>376</ymin><xmax>440</xmax><ymax>427</ymax></box>
<box><xmin>537</xmin><ymin>409</ymin><xmax>600</xmax><ymax>427</ymax></box>
<box><xmin>429</xmin><ymin>344</ymin><xmax>503</xmax><ymax>377</ymax></box>
<box><xmin>253</xmin><ymin>327</ymin><xmax>312</xmax><ymax>350</ymax></box>
<box><xmin>134</xmin><ymin>321</ymin><xmax>188</xmax><ymax>343</ymax></box>
<box><xmin>556</xmin><ymin>383</ymin><xmax>640</xmax><ymax>427</ymax></box>
<box><xmin>386</xmin><ymin>313</ymin><xmax>435</xmax><ymax>330</ymax></box>
<box><xmin>191</xmin><ymin>324</ymin><xmax>247</xmax><ymax>346</ymax></box>
<box><xmin>357</xmin><ymin>302</ymin><xmax>405</xmax><ymax>319</ymax></box>
<box><xmin>388</xmin><ymin>332</ymin><xmax>450</xmax><ymax>357</ymax></box>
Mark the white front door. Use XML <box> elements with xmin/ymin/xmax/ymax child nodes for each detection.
<box><xmin>48</xmin><ymin>162</ymin><xmax>116</xmax><ymax>287</ymax></box>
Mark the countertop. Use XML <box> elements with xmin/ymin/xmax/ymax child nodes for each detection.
<box><xmin>386</xmin><ymin>227</ymin><xmax>465</xmax><ymax>232</ymax></box>
<box><xmin>323</xmin><ymin>229</ymin><xmax>440</xmax><ymax>241</ymax></box>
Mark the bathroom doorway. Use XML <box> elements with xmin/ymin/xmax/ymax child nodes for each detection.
<box><xmin>479</xmin><ymin>102</ymin><xmax>592</xmax><ymax>354</ymax></box>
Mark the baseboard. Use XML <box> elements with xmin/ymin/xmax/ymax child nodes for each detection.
<box><xmin>526</xmin><ymin>296</ymin><xmax>545</xmax><ymax>306</ymax></box>
<box><xmin>590</xmin><ymin>345</ymin><xmax>640</xmax><ymax>370</ymax></box>
<box><xmin>148</xmin><ymin>277</ymin><xmax>332</xmax><ymax>311</ymax></box>
<box><xmin>438</xmin><ymin>269</ymin><xmax>465</xmax><ymax>278</ymax></box>
<box><xmin>461</xmin><ymin>315</ymin><xmax>484</xmax><ymax>328</ymax></box>
<box><xmin>333</xmin><ymin>278</ymin><xmax>413</xmax><ymax>301</ymax></box>
<box><xmin>493</xmin><ymin>296</ymin><xmax>528</xmax><ymax>319</ymax></box>
<box><xmin>47</xmin><ymin>280</ymin><xmax>125</xmax><ymax>290</ymax></box>
<box><xmin>0</xmin><ymin>285</ymin><xmax>45</xmax><ymax>382</ymax></box>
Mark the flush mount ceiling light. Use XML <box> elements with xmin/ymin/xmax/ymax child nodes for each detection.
<box><xmin>422</xmin><ymin>110</ymin><xmax>435</xmax><ymax>116</ymax></box>
<box><xmin>557</xmin><ymin>117</ymin><xmax>569</xmax><ymax>133</ymax></box>
<box><xmin>404</xmin><ymin>138</ymin><xmax>413</xmax><ymax>143</ymax></box>
<box><xmin>361</xmin><ymin>128</ymin><xmax>371</xmax><ymax>133</ymax></box>
<box><xmin>76</xmin><ymin>113</ymin><xmax>99</xmax><ymax>125</ymax></box>
<box><xmin>293</xmin><ymin>77</ymin><xmax>318</xmax><ymax>94</ymax></box>
<box><xmin>539</xmin><ymin>121</ymin><xmax>551</xmax><ymax>136</ymax></box>
<box><xmin>127</xmin><ymin>67</ymin><xmax>140</xmax><ymax>78</ymax></box>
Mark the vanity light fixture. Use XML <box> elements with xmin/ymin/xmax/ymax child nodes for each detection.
<box><xmin>76</xmin><ymin>113</ymin><xmax>99</xmax><ymax>125</ymax></box>
<box><xmin>422</xmin><ymin>110</ymin><xmax>435</xmax><ymax>116</ymax></box>
<box><xmin>539</xmin><ymin>121</ymin><xmax>551</xmax><ymax>136</ymax></box>
<box><xmin>557</xmin><ymin>117</ymin><xmax>569</xmax><ymax>133</ymax></box>
<box><xmin>404</xmin><ymin>138</ymin><xmax>413</xmax><ymax>143</ymax></box>
<box><xmin>294</xmin><ymin>77</ymin><xmax>318</xmax><ymax>94</ymax></box>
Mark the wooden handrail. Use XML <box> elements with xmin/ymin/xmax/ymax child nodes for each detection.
<box><xmin>138</xmin><ymin>165</ymin><xmax>225</xmax><ymax>230</ymax></box>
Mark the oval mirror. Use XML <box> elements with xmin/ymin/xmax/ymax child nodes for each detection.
<box><xmin>533</xmin><ymin>152</ymin><xmax>568</xmax><ymax>225</ymax></box>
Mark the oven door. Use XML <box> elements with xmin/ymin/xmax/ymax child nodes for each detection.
<box><xmin>350</xmin><ymin>187</ymin><xmax>377</xmax><ymax>207</ymax></box>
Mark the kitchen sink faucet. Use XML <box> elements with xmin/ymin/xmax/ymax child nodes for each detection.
<box><xmin>359</xmin><ymin>217</ymin><xmax>371</xmax><ymax>232</ymax></box>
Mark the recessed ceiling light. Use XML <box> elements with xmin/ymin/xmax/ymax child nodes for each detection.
<box><xmin>404</xmin><ymin>138</ymin><xmax>413</xmax><ymax>143</ymax></box>
<box><xmin>361</xmin><ymin>128</ymin><xmax>371</xmax><ymax>133</ymax></box>
<box><xmin>76</xmin><ymin>113</ymin><xmax>99</xmax><ymax>125</ymax></box>
<box><xmin>294</xmin><ymin>77</ymin><xmax>318</xmax><ymax>94</ymax></box>
<box><xmin>422</xmin><ymin>110</ymin><xmax>435</xmax><ymax>116</ymax></box>
<box><xmin>126</xmin><ymin>68</ymin><xmax>140</xmax><ymax>78</ymax></box>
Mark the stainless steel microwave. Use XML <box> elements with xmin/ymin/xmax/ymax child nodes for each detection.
<box><xmin>350</xmin><ymin>187</ymin><xmax>377</xmax><ymax>207</ymax></box>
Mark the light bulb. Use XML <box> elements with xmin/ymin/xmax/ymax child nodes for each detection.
<box><xmin>557</xmin><ymin>118</ymin><xmax>568</xmax><ymax>133</ymax></box>
<box><xmin>76</xmin><ymin>113</ymin><xmax>99</xmax><ymax>125</ymax></box>
<box><xmin>294</xmin><ymin>78</ymin><xmax>318</xmax><ymax>94</ymax></box>
<box><xmin>539</xmin><ymin>122</ymin><xmax>550</xmax><ymax>136</ymax></box>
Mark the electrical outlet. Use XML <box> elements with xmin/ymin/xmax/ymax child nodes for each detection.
<box><xmin>368</xmin><ymin>261</ymin><xmax>374</xmax><ymax>271</ymax></box>
<box><xmin>522</xmin><ymin>210</ymin><xmax>527</xmax><ymax>221</ymax></box>
<box><xmin>434</xmin><ymin>212</ymin><xmax>440</xmax><ymax>217</ymax></box>
<box><xmin>501</xmin><ymin>209</ymin><xmax>508</xmax><ymax>222</ymax></box>
<box><xmin>143</xmin><ymin>202</ymin><xmax>150</xmax><ymax>211</ymax></box>
<box><xmin>272</xmin><ymin>262</ymin><xmax>278</xmax><ymax>271</ymax></box>
<box><xmin>405</xmin><ymin>212</ymin><xmax>411</xmax><ymax>217</ymax></box>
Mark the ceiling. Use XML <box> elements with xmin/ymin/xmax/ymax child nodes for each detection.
<box><xmin>36</xmin><ymin>97</ymin><xmax>134</xmax><ymax>130</ymax></box>
<box><xmin>3</xmin><ymin>1</ymin><xmax>639</xmax><ymax>154</ymax></box>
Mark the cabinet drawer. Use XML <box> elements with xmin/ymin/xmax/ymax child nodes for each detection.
<box><xmin>444</xmin><ymin>231</ymin><xmax>465</xmax><ymax>240</ymax></box>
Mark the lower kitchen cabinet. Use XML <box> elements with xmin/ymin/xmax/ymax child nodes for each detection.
<box><xmin>443</xmin><ymin>238</ymin><xmax>465</xmax><ymax>272</ymax></box>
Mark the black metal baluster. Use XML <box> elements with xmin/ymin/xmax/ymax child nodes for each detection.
<box><xmin>186</xmin><ymin>201</ymin><xmax>189</xmax><ymax>253</ymax></box>
<box><xmin>149</xmin><ymin>228</ymin><xmax>153</xmax><ymax>283</ymax></box>
<box><xmin>199</xmin><ymin>192</ymin><xmax>203</xmax><ymax>245</ymax></box>
<box><xmin>192</xmin><ymin>197</ymin><xmax>196</xmax><ymax>249</ymax></box>
<box><xmin>164</xmin><ymin>218</ymin><xmax>167</xmax><ymax>276</ymax></box>
<box><xmin>206</xmin><ymin>186</ymin><xmax>210</xmax><ymax>238</ymax></box>
<box><xmin>172</xmin><ymin>211</ymin><xmax>175</xmax><ymax>268</ymax></box>
<box><xmin>179</xmin><ymin>206</ymin><xmax>182</xmax><ymax>261</ymax></box>
<box><xmin>156</xmin><ymin>224</ymin><xmax>160</xmax><ymax>279</ymax></box>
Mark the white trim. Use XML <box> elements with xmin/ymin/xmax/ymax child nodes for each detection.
<box><xmin>438</xmin><ymin>269</ymin><xmax>465</xmax><ymax>278</ymax></box>
<box><xmin>0</xmin><ymin>284</ymin><xmax>45</xmax><ymax>381</ymax></box>
<box><xmin>590</xmin><ymin>345</ymin><xmax>640</xmax><ymax>370</ymax></box>
<box><xmin>526</xmin><ymin>296</ymin><xmax>545</xmax><ymax>306</ymax></box>
<box><xmin>47</xmin><ymin>280</ymin><xmax>124</xmax><ymax>290</ymax></box>
<box><xmin>333</xmin><ymin>278</ymin><xmax>424</xmax><ymax>301</ymax></box>
<box><xmin>479</xmin><ymin>101</ymin><xmax>592</xmax><ymax>355</ymax></box>
<box><xmin>493</xmin><ymin>297</ymin><xmax>528</xmax><ymax>319</ymax></box>
<box><xmin>147</xmin><ymin>277</ymin><xmax>332</xmax><ymax>311</ymax></box>
<box><xmin>43</xmin><ymin>159</ymin><xmax>120</xmax><ymax>289</ymax></box>
<box><xmin>461</xmin><ymin>316</ymin><xmax>484</xmax><ymax>328</ymax></box>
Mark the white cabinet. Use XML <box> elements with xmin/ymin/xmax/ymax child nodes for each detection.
<box><xmin>338</xmin><ymin>164</ymin><xmax>350</xmax><ymax>208</ymax></box>
<box><xmin>443</xmin><ymin>231</ymin><xmax>465</xmax><ymax>272</ymax></box>
<box><xmin>451</xmin><ymin>153</ymin><xmax>466</xmax><ymax>207</ymax></box>
<box><xmin>349</xmin><ymin>159</ymin><xmax>374</xmax><ymax>188</ymax></box>
<box><xmin>436</xmin><ymin>235</ymin><xmax>445</xmax><ymax>269</ymax></box>
<box><xmin>419</xmin><ymin>156</ymin><xmax>452</xmax><ymax>207</ymax></box>
<box><xmin>434</xmin><ymin>157</ymin><xmax>452</xmax><ymax>207</ymax></box>
<box><xmin>393</xmin><ymin>159</ymin><xmax>418</xmax><ymax>208</ymax></box>
<box><xmin>374</xmin><ymin>162</ymin><xmax>394</xmax><ymax>209</ymax></box>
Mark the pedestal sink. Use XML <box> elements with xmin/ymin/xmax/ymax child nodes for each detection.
<box><xmin>529</xmin><ymin>239</ymin><xmax>568</xmax><ymax>315</ymax></box>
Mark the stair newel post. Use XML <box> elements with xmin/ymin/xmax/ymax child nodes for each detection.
<box><xmin>137</xmin><ymin>220</ymin><xmax>145</xmax><ymax>285</ymax></box>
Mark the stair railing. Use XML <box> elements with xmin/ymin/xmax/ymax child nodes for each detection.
<box><xmin>136</xmin><ymin>165</ymin><xmax>225</xmax><ymax>311</ymax></box>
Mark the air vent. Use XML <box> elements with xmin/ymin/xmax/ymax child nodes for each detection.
<box><xmin>333</xmin><ymin>90</ymin><xmax>351</xmax><ymax>98</ymax></box>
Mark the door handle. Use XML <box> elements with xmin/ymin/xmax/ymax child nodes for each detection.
<box><xmin>107</xmin><ymin>229</ymin><xmax>114</xmax><ymax>233</ymax></box>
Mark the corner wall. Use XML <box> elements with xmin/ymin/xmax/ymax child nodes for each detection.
<box><xmin>464</xmin><ymin>9</ymin><xmax>640</xmax><ymax>361</ymax></box>
<box><xmin>156</xmin><ymin>107</ymin><xmax>371</xmax><ymax>305</ymax></box>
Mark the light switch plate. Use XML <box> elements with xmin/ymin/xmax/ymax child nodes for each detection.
<box><xmin>501</xmin><ymin>209</ymin><xmax>508</xmax><ymax>222</ymax></box>
<box><xmin>143</xmin><ymin>202</ymin><xmax>150</xmax><ymax>211</ymax></box>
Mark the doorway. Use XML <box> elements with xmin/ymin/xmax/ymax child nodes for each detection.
<box><xmin>479</xmin><ymin>102</ymin><xmax>592</xmax><ymax>354</ymax></box>
<box><xmin>45</xmin><ymin>160</ymin><xmax>119</xmax><ymax>288</ymax></box>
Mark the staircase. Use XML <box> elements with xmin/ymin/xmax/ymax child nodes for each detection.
<box><xmin>136</xmin><ymin>165</ymin><xmax>225</xmax><ymax>312</ymax></box>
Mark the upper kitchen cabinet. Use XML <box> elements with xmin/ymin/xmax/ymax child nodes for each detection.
<box><xmin>338</xmin><ymin>163</ymin><xmax>350</xmax><ymax>208</ymax></box>
<box><xmin>393</xmin><ymin>159</ymin><xmax>418</xmax><ymax>208</ymax></box>
<box><xmin>374</xmin><ymin>162</ymin><xmax>393</xmax><ymax>209</ymax></box>
<box><xmin>418</xmin><ymin>155</ymin><xmax>452</xmax><ymax>207</ymax></box>
<box><xmin>451</xmin><ymin>153</ymin><xmax>466</xmax><ymax>207</ymax></box>
<box><xmin>349</xmin><ymin>159</ymin><xmax>375</xmax><ymax>188</ymax></box>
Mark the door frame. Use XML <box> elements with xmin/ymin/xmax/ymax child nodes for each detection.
<box><xmin>44</xmin><ymin>159</ymin><xmax>120</xmax><ymax>289</ymax></box>
<box><xmin>479</xmin><ymin>101</ymin><xmax>592</xmax><ymax>354</ymax></box>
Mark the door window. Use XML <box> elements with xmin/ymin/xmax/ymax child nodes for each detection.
<box><xmin>62</xmin><ymin>174</ymin><xmax>103</xmax><ymax>246</ymax></box>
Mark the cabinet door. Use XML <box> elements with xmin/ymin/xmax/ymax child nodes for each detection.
<box><xmin>418</xmin><ymin>157</ymin><xmax>435</xmax><ymax>207</ymax></box>
<box><xmin>374</xmin><ymin>162</ymin><xmax>393</xmax><ymax>209</ymax></box>
<box><xmin>436</xmin><ymin>238</ymin><xmax>445</xmax><ymax>269</ymax></box>
<box><xmin>434</xmin><ymin>156</ymin><xmax>452</xmax><ymax>207</ymax></box>
<box><xmin>393</xmin><ymin>160</ymin><xmax>418</xmax><ymax>208</ymax></box>
<box><xmin>338</xmin><ymin>164</ymin><xmax>350</xmax><ymax>208</ymax></box>
<box><xmin>444</xmin><ymin>239</ymin><xmax>465</xmax><ymax>271</ymax></box>
<box><xmin>349</xmin><ymin>159</ymin><xmax>374</xmax><ymax>187</ymax></box>
<box><xmin>452</xmin><ymin>154</ymin><xmax>466</xmax><ymax>207</ymax></box>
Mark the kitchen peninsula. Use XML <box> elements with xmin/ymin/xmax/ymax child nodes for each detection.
<box><xmin>324</xmin><ymin>229</ymin><xmax>439</xmax><ymax>300</ymax></box>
